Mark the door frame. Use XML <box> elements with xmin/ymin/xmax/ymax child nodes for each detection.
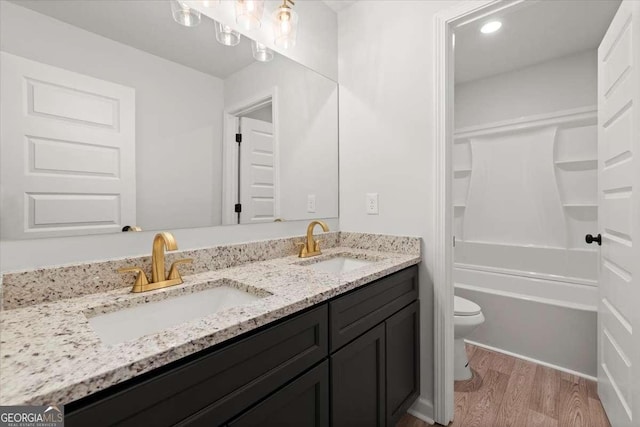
<box><xmin>432</xmin><ymin>1</ymin><xmax>528</xmax><ymax>424</ymax></box>
<box><xmin>222</xmin><ymin>88</ymin><xmax>280</xmax><ymax>225</ymax></box>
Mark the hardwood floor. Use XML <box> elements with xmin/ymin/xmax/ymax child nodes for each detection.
<box><xmin>395</xmin><ymin>344</ymin><xmax>611</xmax><ymax>427</ymax></box>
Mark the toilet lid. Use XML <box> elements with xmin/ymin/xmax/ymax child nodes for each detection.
<box><xmin>454</xmin><ymin>296</ymin><xmax>481</xmax><ymax>316</ymax></box>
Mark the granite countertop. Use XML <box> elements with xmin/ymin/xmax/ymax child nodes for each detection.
<box><xmin>0</xmin><ymin>246</ymin><xmax>420</xmax><ymax>406</ymax></box>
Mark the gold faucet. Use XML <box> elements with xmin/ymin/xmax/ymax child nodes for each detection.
<box><xmin>118</xmin><ymin>232</ymin><xmax>193</xmax><ymax>293</ymax></box>
<box><xmin>297</xmin><ymin>220</ymin><xmax>330</xmax><ymax>258</ymax></box>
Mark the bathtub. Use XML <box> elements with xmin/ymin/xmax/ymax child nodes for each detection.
<box><xmin>454</xmin><ymin>242</ymin><xmax>598</xmax><ymax>379</ymax></box>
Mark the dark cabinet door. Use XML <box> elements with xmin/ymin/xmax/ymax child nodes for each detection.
<box><xmin>67</xmin><ymin>306</ymin><xmax>328</xmax><ymax>427</ymax></box>
<box><xmin>331</xmin><ymin>323</ymin><xmax>386</xmax><ymax>427</ymax></box>
<box><xmin>386</xmin><ymin>301</ymin><xmax>420</xmax><ymax>427</ymax></box>
<box><xmin>227</xmin><ymin>361</ymin><xmax>329</xmax><ymax>427</ymax></box>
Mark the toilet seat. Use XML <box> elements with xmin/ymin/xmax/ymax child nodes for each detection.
<box><xmin>454</xmin><ymin>296</ymin><xmax>481</xmax><ymax>316</ymax></box>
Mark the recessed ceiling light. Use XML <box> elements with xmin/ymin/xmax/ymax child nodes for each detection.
<box><xmin>480</xmin><ymin>21</ymin><xmax>502</xmax><ymax>34</ymax></box>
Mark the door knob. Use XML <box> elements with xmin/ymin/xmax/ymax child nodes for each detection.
<box><xmin>585</xmin><ymin>234</ymin><xmax>602</xmax><ymax>246</ymax></box>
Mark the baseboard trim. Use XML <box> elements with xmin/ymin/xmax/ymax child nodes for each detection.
<box><xmin>408</xmin><ymin>397</ymin><xmax>435</xmax><ymax>425</ymax></box>
<box><xmin>465</xmin><ymin>339</ymin><xmax>597</xmax><ymax>382</ymax></box>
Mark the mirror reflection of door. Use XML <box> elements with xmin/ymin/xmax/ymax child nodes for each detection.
<box><xmin>0</xmin><ymin>52</ymin><xmax>136</xmax><ymax>239</ymax></box>
<box><xmin>236</xmin><ymin>103</ymin><xmax>277</xmax><ymax>224</ymax></box>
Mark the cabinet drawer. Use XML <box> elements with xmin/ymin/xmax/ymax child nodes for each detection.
<box><xmin>66</xmin><ymin>305</ymin><xmax>328</xmax><ymax>427</ymax></box>
<box><xmin>226</xmin><ymin>361</ymin><xmax>329</xmax><ymax>427</ymax></box>
<box><xmin>329</xmin><ymin>266</ymin><xmax>418</xmax><ymax>351</ymax></box>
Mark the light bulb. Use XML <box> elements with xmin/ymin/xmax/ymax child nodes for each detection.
<box><xmin>236</xmin><ymin>0</ymin><xmax>265</xmax><ymax>30</ymax></box>
<box><xmin>280</xmin><ymin>18</ymin><xmax>291</xmax><ymax>35</ymax></box>
<box><xmin>273</xmin><ymin>4</ymin><xmax>297</xmax><ymax>48</ymax></box>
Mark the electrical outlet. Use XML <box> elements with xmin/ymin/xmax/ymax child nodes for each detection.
<box><xmin>307</xmin><ymin>194</ymin><xmax>316</xmax><ymax>213</ymax></box>
<box><xmin>366</xmin><ymin>193</ymin><xmax>378</xmax><ymax>215</ymax></box>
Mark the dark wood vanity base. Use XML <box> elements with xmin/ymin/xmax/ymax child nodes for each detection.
<box><xmin>65</xmin><ymin>265</ymin><xmax>420</xmax><ymax>427</ymax></box>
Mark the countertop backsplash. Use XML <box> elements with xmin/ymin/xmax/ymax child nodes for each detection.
<box><xmin>0</xmin><ymin>232</ymin><xmax>420</xmax><ymax>310</ymax></box>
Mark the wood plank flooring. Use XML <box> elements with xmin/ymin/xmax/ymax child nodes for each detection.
<box><xmin>396</xmin><ymin>344</ymin><xmax>611</xmax><ymax>427</ymax></box>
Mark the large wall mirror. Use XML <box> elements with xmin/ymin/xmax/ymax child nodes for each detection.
<box><xmin>0</xmin><ymin>0</ymin><xmax>339</xmax><ymax>240</ymax></box>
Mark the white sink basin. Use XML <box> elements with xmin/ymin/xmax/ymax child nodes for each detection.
<box><xmin>305</xmin><ymin>256</ymin><xmax>374</xmax><ymax>274</ymax></box>
<box><xmin>87</xmin><ymin>283</ymin><xmax>265</xmax><ymax>345</ymax></box>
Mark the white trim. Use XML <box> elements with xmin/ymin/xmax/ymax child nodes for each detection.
<box><xmin>465</xmin><ymin>339</ymin><xmax>598</xmax><ymax>382</ymax></box>
<box><xmin>271</xmin><ymin>89</ymin><xmax>281</xmax><ymax>221</ymax></box>
<box><xmin>221</xmin><ymin>88</ymin><xmax>280</xmax><ymax>225</ymax></box>
<box><xmin>432</xmin><ymin>1</ymin><xmax>526</xmax><ymax>424</ymax></box>
<box><xmin>433</xmin><ymin>7</ymin><xmax>454</xmax><ymax>424</ymax></box>
<box><xmin>455</xmin><ymin>283</ymin><xmax>597</xmax><ymax>312</ymax></box>
<box><xmin>454</xmin><ymin>105</ymin><xmax>597</xmax><ymax>139</ymax></box>
<box><xmin>222</xmin><ymin>115</ymin><xmax>239</xmax><ymax>225</ymax></box>
<box><xmin>408</xmin><ymin>397</ymin><xmax>435</xmax><ymax>425</ymax></box>
<box><xmin>455</xmin><ymin>262</ymin><xmax>598</xmax><ymax>287</ymax></box>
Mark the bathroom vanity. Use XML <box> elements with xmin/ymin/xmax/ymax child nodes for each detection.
<box><xmin>64</xmin><ymin>266</ymin><xmax>419</xmax><ymax>427</ymax></box>
<box><xmin>0</xmin><ymin>233</ymin><xmax>421</xmax><ymax>427</ymax></box>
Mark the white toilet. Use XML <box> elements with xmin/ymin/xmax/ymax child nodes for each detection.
<box><xmin>454</xmin><ymin>296</ymin><xmax>485</xmax><ymax>381</ymax></box>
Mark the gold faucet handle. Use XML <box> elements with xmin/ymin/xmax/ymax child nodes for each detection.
<box><xmin>295</xmin><ymin>241</ymin><xmax>307</xmax><ymax>257</ymax></box>
<box><xmin>168</xmin><ymin>258</ymin><xmax>193</xmax><ymax>281</ymax></box>
<box><xmin>314</xmin><ymin>239</ymin><xmax>323</xmax><ymax>252</ymax></box>
<box><xmin>118</xmin><ymin>267</ymin><xmax>149</xmax><ymax>292</ymax></box>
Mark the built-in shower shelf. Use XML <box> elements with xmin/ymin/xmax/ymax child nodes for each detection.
<box><xmin>563</xmin><ymin>204</ymin><xmax>597</xmax><ymax>208</ymax></box>
<box><xmin>454</xmin><ymin>204</ymin><xmax>466</xmax><ymax>209</ymax></box>
<box><xmin>554</xmin><ymin>159</ymin><xmax>598</xmax><ymax>169</ymax></box>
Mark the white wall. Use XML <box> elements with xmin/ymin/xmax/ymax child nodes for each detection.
<box><xmin>0</xmin><ymin>2</ymin><xmax>224</xmax><ymax>231</ymax></box>
<box><xmin>455</xmin><ymin>50</ymin><xmax>597</xmax><ymax>128</ymax></box>
<box><xmin>188</xmin><ymin>0</ymin><xmax>338</xmax><ymax>81</ymax></box>
<box><xmin>337</xmin><ymin>0</ymin><xmax>462</xmax><ymax>419</ymax></box>
<box><xmin>224</xmin><ymin>56</ymin><xmax>339</xmax><ymax>221</ymax></box>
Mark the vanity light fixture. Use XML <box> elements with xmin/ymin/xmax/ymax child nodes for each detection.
<box><xmin>235</xmin><ymin>0</ymin><xmax>265</xmax><ymax>30</ymax></box>
<box><xmin>252</xmin><ymin>41</ymin><xmax>274</xmax><ymax>62</ymax></box>
<box><xmin>273</xmin><ymin>0</ymin><xmax>298</xmax><ymax>49</ymax></box>
<box><xmin>171</xmin><ymin>0</ymin><xmax>202</xmax><ymax>27</ymax></box>
<box><xmin>215</xmin><ymin>21</ymin><xmax>242</xmax><ymax>46</ymax></box>
<box><xmin>480</xmin><ymin>20</ymin><xmax>502</xmax><ymax>34</ymax></box>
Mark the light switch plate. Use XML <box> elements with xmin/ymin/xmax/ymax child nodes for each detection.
<box><xmin>366</xmin><ymin>193</ymin><xmax>378</xmax><ymax>215</ymax></box>
<box><xmin>307</xmin><ymin>194</ymin><xmax>316</xmax><ymax>213</ymax></box>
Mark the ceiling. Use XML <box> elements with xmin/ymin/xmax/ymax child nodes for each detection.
<box><xmin>322</xmin><ymin>0</ymin><xmax>358</xmax><ymax>13</ymax></box>
<box><xmin>455</xmin><ymin>0</ymin><xmax>621</xmax><ymax>83</ymax></box>
<box><xmin>10</xmin><ymin>0</ymin><xmax>256</xmax><ymax>79</ymax></box>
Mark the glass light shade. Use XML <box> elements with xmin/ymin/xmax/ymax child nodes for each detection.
<box><xmin>171</xmin><ymin>0</ymin><xmax>201</xmax><ymax>27</ymax></box>
<box><xmin>235</xmin><ymin>0</ymin><xmax>265</xmax><ymax>30</ymax></box>
<box><xmin>252</xmin><ymin>41</ymin><xmax>274</xmax><ymax>62</ymax></box>
<box><xmin>273</xmin><ymin>5</ymin><xmax>298</xmax><ymax>49</ymax></box>
<box><xmin>215</xmin><ymin>21</ymin><xmax>241</xmax><ymax>46</ymax></box>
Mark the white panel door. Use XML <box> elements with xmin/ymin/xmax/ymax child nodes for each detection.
<box><xmin>239</xmin><ymin>117</ymin><xmax>277</xmax><ymax>223</ymax></box>
<box><xmin>0</xmin><ymin>52</ymin><xmax>136</xmax><ymax>239</ymax></box>
<box><xmin>596</xmin><ymin>2</ymin><xmax>640</xmax><ymax>426</ymax></box>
